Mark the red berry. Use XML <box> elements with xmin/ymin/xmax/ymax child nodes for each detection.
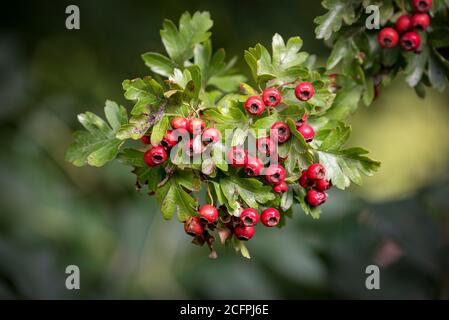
<box><xmin>257</xmin><ymin>137</ymin><xmax>276</xmax><ymax>156</ymax></box>
<box><xmin>299</xmin><ymin>170</ymin><xmax>313</xmax><ymax>188</ymax></box>
<box><xmin>295</xmin><ymin>82</ymin><xmax>315</xmax><ymax>101</ymax></box>
<box><xmin>261</xmin><ymin>208</ymin><xmax>280</xmax><ymax>227</ymax></box>
<box><xmin>262</xmin><ymin>88</ymin><xmax>282</xmax><ymax>107</ymax></box>
<box><xmin>184</xmin><ymin>216</ymin><xmax>204</xmax><ymax>237</ymax></box>
<box><xmin>202</xmin><ymin>128</ymin><xmax>220</xmax><ymax>145</ymax></box>
<box><xmin>315</xmin><ymin>179</ymin><xmax>331</xmax><ymax>191</ymax></box>
<box><xmin>234</xmin><ymin>225</ymin><xmax>255</xmax><ymax>241</ymax></box>
<box><xmin>273</xmin><ymin>182</ymin><xmax>288</xmax><ymax>193</ymax></box>
<box><xmin>395</xmin><ymin>15</ymin><xmax>412</xmax><ymax>34</ymax></box>
<box><xmin>185</xmin><ymin>138</ymin><xmax>203</xmax><ymax>157</ymax></box>
<box><xmin>271</xmin><ymin>122</ymin><xmax>291</xmax><ymax>144</ymax></box>
<box><xmin>144</xmin><ymin>146</ymin><xmax>167</xmax><ymax>167</ymax></box>
<box><xmin>297</xmin><ymin>124</ymin><xmax>315</xmax><ymax>142</ymax></box>
<box><xmin>265</xmin><ymin>164</ymin><xmax>286</xmax><ymax>185</ymax></box>
<box><xmin>188</xmin><ymin>118</ymin><xmax>205</xmax><ymax>135</ymax></box>
<box><xmin>400</xmin><ymin>31</ymin><xmax>421</xmax><ymax>51</ymax></box>
<box><xmin>228</xmin><ymin>147</ymin><xmax>248</xmax><ymax>168</ymax></box>
<box><xmin>240</xmin><ymin>208</ymin><xmax>259</xmax><ymax>227</ymax></box>
<box><xmin>413</xmin><ymin>0</ymin><xmax>432</xmax><ymax>13</ymax></box>
<box><xmin>171</xmin><ymin>117</ymin><xmax>189</xmax><ymax>130</ymax></box>
<box><xmin>411</xmin><ymin>13</ymin><xmax>430</xmax><ymax>31</ymax></box>
<box><xmin>244</xmin><ymin>157</ymin><xmax>264</xmax><ymax>177</ymax></box>
<box><xmin>172</xmin><ymin>128</ymin><xmax>190</xmax><ymax>142</ymax></box>
<box><xmin>378</xmin><ymin>27</ymin><xmax>399</xmax><ymax>48</ymax></box>
<box><xmin>198</xmin><ymin>204</ymin><xmax>219</xmax><ymax>224</ymax></box>
<box><xmin>307</xmin><ymin>163</ymin><xmax>326</xmax><ymax>180</ymax></box>
<box><xmin>244</xmin><ymin>96</ymin><xmax>265</xmax><ymax>116</ymax></box>
<box><xmin>161</xmin><ymin>130</ymin><xmax>178</xmax><ymax>149</ymax></box>
<box><xmin>306</xmin><ymin>189</ymin><xmax>327</xmax><ymax>207</ymax></box>
<box><xmin>141</xmin><ymin>135</ymin><xmax>151</xmax><ymax>145</ymax></box>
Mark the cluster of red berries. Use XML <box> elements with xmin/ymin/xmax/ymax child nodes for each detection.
<box><xmin>243</xmin><ymin>82</ymin><xmax>315</xmax><ymax>116</ymax></box>
<box><xmin>299</xmin><ymin>163</ymin><xmax>331</xmax><ymax>207</ymax></box>
<box><xmin>142</xmin><ymin>116</ymin><xmax>221</xmax><ymax>166</ymax></box>
<box><xmin>378</xmin><ymin>0</ymin><xmax>432</xmax><ymax>52</ymax></box>
<box><xmin>184</xmin><ymin>204</ymin><xmax>282</xmax><ymax>242</ymax></box>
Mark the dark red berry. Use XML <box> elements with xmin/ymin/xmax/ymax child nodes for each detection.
<box><xmin>185</xmin><ymin>138</ymin><xmax>203</xmax><ymax>157</ymax></box>
<box><xmin>198</xmin><ymin>204</ymin><xmax>219</xmax><ymax>224</ymax></box>
<box><xmin>171</xmin><ymin>117</ymin><xmax>189</xmax><ymax>130</ymax></box>
<box><xmin>244</xmin><ymin>96</ymin><xmax>265</xmax><ymax>116</ymax></box>
<box><xmin>172</xmin><ymin>128</ymin><xmax>190</xmax><ymax>142</ymax></box>
<box><xmin>141</xmin><ymin>135</ymin><xmax>151</xmax><ymax>145</ymax></box>
<box><xmin>306</xmin><ymin>189</ymin><xmax>327</xmax><ymax>207</ymax></box>
<box><xmin>144</xmin><ymin>146</ymin><xmax>167</xmax><ymax>167</ymax></box>
<box><xmin>202</xmin><ymin>128</ymin><xmax>220</xmax><ymax>145</ymax></box>
<box><xmin>395</xmin><ymin>15</ymin><xmax>412</xmax><ymax>34</ymax></box>
<box><xmin>297</xmin><ymin>124</ymin><xmax>315</xmax><ymax>142</ymax></box>
<box><xmin>378</xmin><ymin>27</ymin><xmax>399</xmax><ymax>48</ymax></box>
<box><xmin>262</xmin><ymin>88</ymin><xmax>282</xmax><ymax>107</ymax></box>
<box><xmin>161</xmin><ymin>130</ymin><xmax>178</xmax><ymax>149</ymax></box>
<box><xmin>228</xmin><ymin>147</ymin><xmax>248</xmax><ymax>168</ymax></box>
<box><xmin>299</xmin><ymin>169</ymin><xmax>313</xmax><ymax>188</ymax></box>
<box><xmin>411</xmin><ymin>13</ymin><xmax>430</xmax><ymax>31</ymax></box>
<box><xmin>260</xmin><ymin>208</ymin><xmax>280</xmax><ymax>227</ymax></box>
<box><xmin>265</xmin><ymin>164</ymin><xmax>286</xmax><ymax>185</ymax></box>
<box><xmin>315</xmin><ymin>179</ymin><xmax>331</xmax><ymax>191</ymax></box>
<box><xmin>271</xmin><ymin>122</ymin><xmax>291</xmax><ymax>144</ymax></box>
<box><xmin>240</xmin><ymin>208</ymin><xmax>259</xmax><ymax>227</ymax></box>
<box><xmin>184</xmin><ymin>216</ymin><xmax>204</xmax><ymax>237</ymax></box>
<box><xmin>400</xmin><ymin>31</ymin><xmax>421</xmax><ymax>51</ymax></box>
<box><xmin>413</xmin><ymin>0</ymin><xmax>432</xmax><ymax>13</ymax></box>
<box><xmin>307</xmin><ymin>163</ymin><xmax>326</xmax><ymax>180</ymax></box>
<box><xmin>257</xmin><ymin>137</ymin><xmax>276</xmax><ymax>156</ymax></box>
<box><xmin>234</xmin><ymin>225</ymin><xmax>255</xmax><ymax>241</ymax></box>
<box><xmin>188</xmin><ymin>118</ymin><xmax>205</xmax><ymax>135</ymax></box>
<box><xmin>295</xmin><ymin>82</ymin><xmax>315</xmax><ymax>101</ymax></box>
<box><xmin>244</xmin><ymin>157</ymin><xmax>264</xmax><ymax>177</ymax></box>
<box><xmin>273</xmin><ymin>182</ymin><xmax>288</xmax><ymax>193</ymax></box>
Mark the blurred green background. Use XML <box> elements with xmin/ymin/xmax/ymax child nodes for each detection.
<box><xmin>1</xmin><ymin>0</ymin><xmax>449</xmax><ymax>299</ymax></box>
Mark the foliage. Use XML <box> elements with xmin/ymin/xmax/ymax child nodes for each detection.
<box><xmin>66</xmin><ymin>11</ymin><xmax>381</xmax><ymax>258</ymax></box>
<box><xmin>315</xmin><ymin>0</ymin><xmax>449</xmax><ymax>117</ymax></box>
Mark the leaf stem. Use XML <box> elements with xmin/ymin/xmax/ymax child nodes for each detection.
<box><xmin>207</xmin><ymin>182</ymin><xmax>214</xmax><ymax>206</ymax></box>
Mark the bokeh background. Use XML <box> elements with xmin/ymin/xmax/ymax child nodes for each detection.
<box><xmin>1</xmin><ymin>0</ymin><xmax>449</xmax><ymax>299</ymax></box>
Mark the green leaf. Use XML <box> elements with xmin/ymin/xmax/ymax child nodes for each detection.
<box><xmin>160</xmin><ymin>11</ymin><xmax>213</xmax><ymax>64</ymax></box>
<box><xmin>232</xmin><ymin>237</ymin><xmax>251</xmax><ymax>259</ymax></box>
<box><xmin>404</xmin><ymin>47</ymin><xmax>430</xmax><ymax>87</ymax></box>
<box><xmin>122</xmin><ymin>77</ymin><xmax>164</xmax><ymax>116</ymax></box>
<box><xmin>244</xmin><ymin>34</ymin><xmax>309</xmax><ymax>83</ymax></box>
<box><xmin>155</xmin><ymin>170</ymin><xmax>201</xmax><ymax>221</ymax></box>
<box><xmin>66</xmin><ymin>101</ymin><xmax>128</xmax><ymax>167</ymax></box>
<box><xmin>151</xmin><ymin>115</ymin><xmax>169</xmax><ymax>146</ymax></box>
<box><xmin>141</xmin><ymin>52</ymin><xmax>175</xmax><ymax>77</ymax></box>
<box><xmin>325</xmin><ymin>84</ymin><xmax>364</xmax><ymax>120</ymax></box>
<box><xmin>314</xmin><ymin>0</ymin><xmax>358</xmax><ymax>40</ymax></box>
<box><xmin>428</xmin><ymin>54</ymin><xmax>447</xmax><ymax>92</ymax></box>
<box><xmin>208</xmin><ymin>74</ymin><xmax>246</xmax><ymax>92</ymax></box>
<box><xmin>327</xmin><ymin>37</ymin><xmax>350</xmax><ymax>69</ymax></box>
<box><xmin>280</xmin><ymin>119</ymin><xmax>314</xmax><ymax>175</ymax></box>
<box><xmin>316</xmin><ymin>147</ymin><xmax>380</xmax><ymax>189</ymax></box>
<box><xmin>220</xmin><ymin>176</ymin><xmax>275</xmax><ymax>212</ymax></box>
<box><xmin>294</xmin><ymin>186</ymin><xmax>322</xmax><ymax>219</ymax></box>
<box><xmin>116</xmin><ymin>110</ymin><xmax>163</xmax><ymax>140</ymax></box>
<box><xmin>318</xmin><ymin>123</ymin><xmax>351</xmax><ymax>151</ymax></box>
<box><xmin>281</xmin><ymin>188</ymin><xmax>294</xmax><ymax>212</ymax></box>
